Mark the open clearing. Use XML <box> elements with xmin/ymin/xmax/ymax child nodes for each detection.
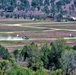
<box><xmin>0</xmin><ymin>21</ymin><xmax>76</xmax><ymax>53</ymax></box>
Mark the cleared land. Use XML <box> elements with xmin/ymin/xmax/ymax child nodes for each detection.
<box><xmin>0</xmin><ymin>21</ymin><xmax>76</xmax><ymax>53</ymax></box>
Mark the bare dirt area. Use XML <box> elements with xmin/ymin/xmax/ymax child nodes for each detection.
<box><xmin>0</xmin><ymin>21</ymin><xmax>76</xmax><ymax>52</ymax></box>
<box><xmin>1</xmin><ymin>30</ymin><xmax>76</xmax><ymax>38</ymax></box>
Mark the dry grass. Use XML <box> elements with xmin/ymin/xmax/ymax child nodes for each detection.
<box><xmin>0</xmin><ymin>21</ymin><xmax>76</xmax><ymax>52</ymax></box>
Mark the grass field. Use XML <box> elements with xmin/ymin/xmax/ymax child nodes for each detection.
<box><xmin>0</xmin><ymin>21</ymin><xmax>76</xmax><ymax>53</ymax></box>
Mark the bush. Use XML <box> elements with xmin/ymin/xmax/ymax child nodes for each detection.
<box><xmin>0</xmin><ymin>45</ymin><xmax>11</xmax><ymax>59</ymax></box>
<box><xmin>6</xmin><ymin>68</ymin><xmax>34</xmax><ymax>75</ymax></box>
<box><xmin>73</xmin><ymin>45</ymin><xmax>76</xmax><ymax>50</ymax></box>
<box><xmin>50</xmin><ymin>69</ymin><xmax>62</xmax><ymax>75</ymax></box>
<box><xmin>35</xmin><ymin>69</ymin><xmax>49</xmax><ymax>75</ymax></box>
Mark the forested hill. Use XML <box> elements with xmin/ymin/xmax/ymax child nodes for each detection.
<box><xmin>0</xmin><ymin>0</ymin><xmax>76</xmax><ymax>20</ymax></box>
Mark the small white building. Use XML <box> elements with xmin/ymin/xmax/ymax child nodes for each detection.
<box><xmin>69</xmin><ymin>34</ymin><xmax>72</xmax><ymax>37</ymax></box>
<box><xmin>71</xmin><ymin>17</ymin><xmax>76</xmax><ymax>20</ymax></box>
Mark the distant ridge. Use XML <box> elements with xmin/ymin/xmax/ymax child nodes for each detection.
<box><xmin>0</xmin><ymin>0</ymin><xmax>76</xmax><ymax>21</ymax></box>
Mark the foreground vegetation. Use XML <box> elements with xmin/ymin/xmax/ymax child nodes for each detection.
<box><xmin>0</xmin><ymin>38</ymin><xmax>76</xmax><ymax>75</ymax></box>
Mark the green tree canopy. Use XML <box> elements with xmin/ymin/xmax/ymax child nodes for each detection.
<box><xmin>0</xmin><ymin>45</ymin><xmax>11</xmax><ymax>59</ymax></box>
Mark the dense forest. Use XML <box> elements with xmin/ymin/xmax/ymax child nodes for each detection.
<box><xmin>0</xmin><ymin>38</ymin><xmax>76</xmax><ymax>75</ymax></box>
<box><xmin>0</xmin><ymin>0</ymin><xmax>76</xmax><ymax>21</ymax></box>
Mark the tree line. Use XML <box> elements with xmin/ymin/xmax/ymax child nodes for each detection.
<box><xmin>0</xmin><ymin>38</ymin><xmax>76</xmax><ymax>75</ymax></box>
<box><xmin>0</xmin><ymin>0</ymin><xmax>76</xmax><ymax>21</ymax></box>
